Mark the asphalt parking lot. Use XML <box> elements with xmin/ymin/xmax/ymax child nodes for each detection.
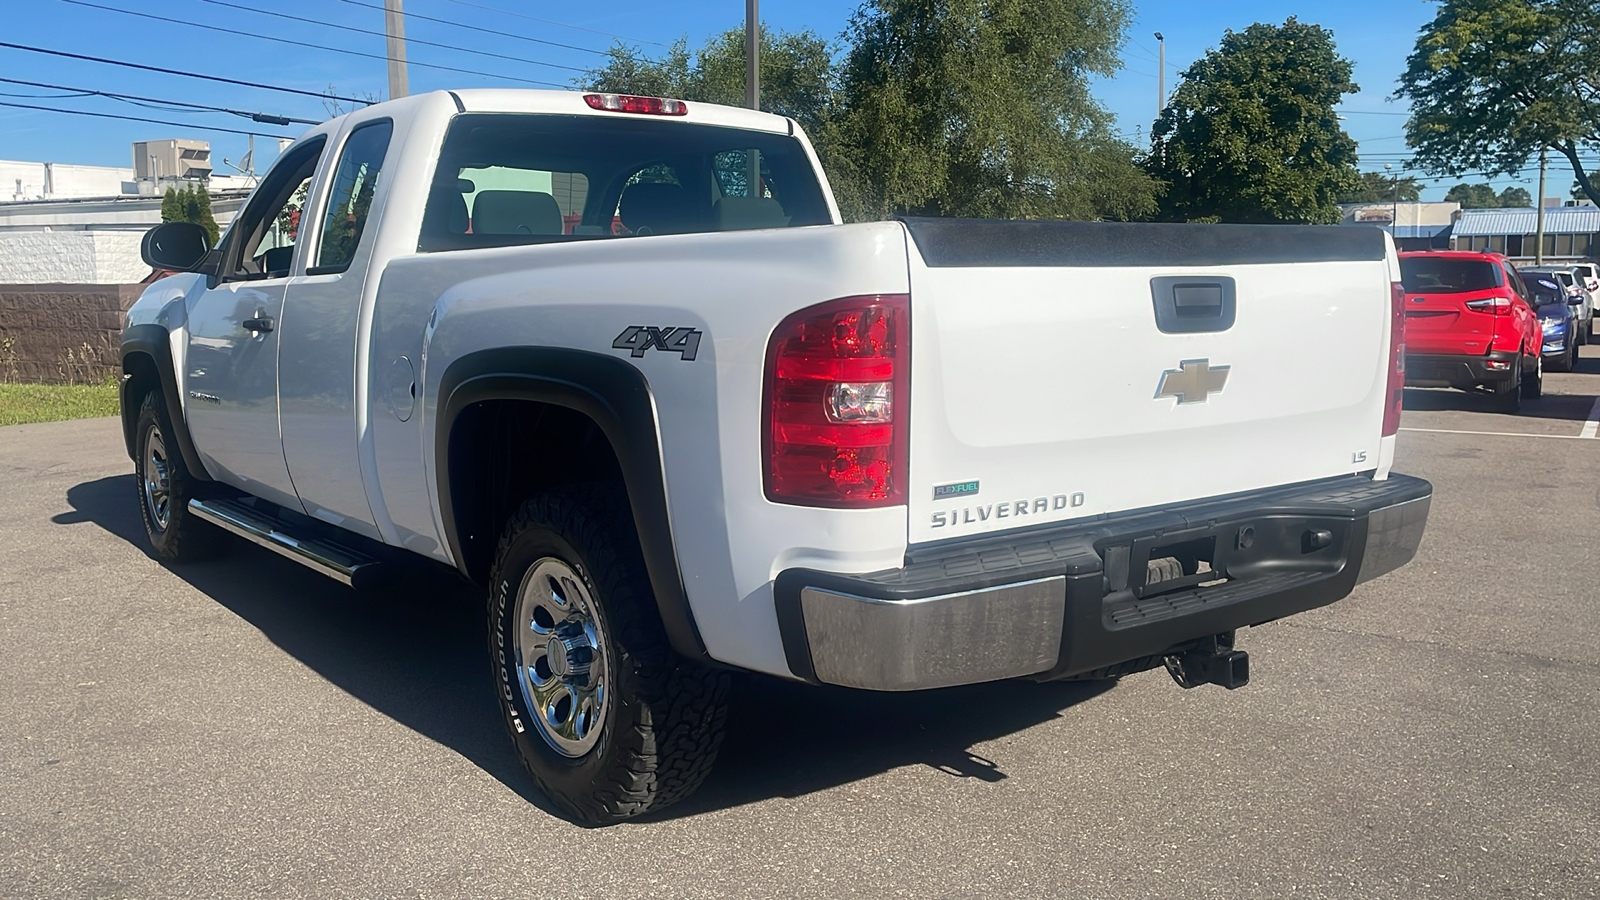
<box><xmin>3</xmin><ymin>351</ymin><xmax>1599</xmax><ymax>899</ymax></box>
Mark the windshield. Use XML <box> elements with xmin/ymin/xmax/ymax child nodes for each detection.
<box><xmin>1399</xmin><ymin>257</ymin><xmax>1502</xmax><ymax>293</ymax></box>
<box><xmin>420</xmin><ymin>113</ymin><xmax>832</xmax><ymax>251</ymax></box>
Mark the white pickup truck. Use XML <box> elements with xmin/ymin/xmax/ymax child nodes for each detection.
<box><xmin>122</xmin><ymin>89</ymin><xmax>1431</xmax><ymax>823</ymax></box>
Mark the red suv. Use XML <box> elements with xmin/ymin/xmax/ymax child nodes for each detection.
<box><xmin>1399</xmin><ymin>250</ymin><xmax>1542</xmax><ymax>412</ymax></box>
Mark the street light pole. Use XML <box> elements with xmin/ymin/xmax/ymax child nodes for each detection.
<box><xmin>1535</xmin><ymin>146</ymin><xmax>1547</xmax><ymax>264</ymax></box>
<box><xmin>384</xmin><ymin>0</ymin><xmax>409</xmax><ymax>100</ymax></box>
<box><xmin>1154</xmin><ymin>32</ymin><xmax>1165</xmax><ymax>118</ymax></box>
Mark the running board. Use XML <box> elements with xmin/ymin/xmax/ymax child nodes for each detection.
<box><xmin>187</xmin><ymin>498</ymin><xmax>385</xmax><ymax>588</ymax></box>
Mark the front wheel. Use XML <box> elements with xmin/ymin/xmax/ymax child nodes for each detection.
<box><xmin>134</xmin><ymin>391</ymin><xmax>224</xmax><ymax>562</ymax></box>
<box><xmin>489</xmin><ymin>485</ymin><xmax>729</xmax><ymax>825</ymax></box>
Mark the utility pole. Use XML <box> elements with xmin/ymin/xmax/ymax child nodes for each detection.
<box><xmin>745</xmin><ymin>0</ymin><xmax>759</xmax><ymax>110</ymax></box>
<box><xmin>384</xmin><ymin>0</ymin><xmax>409</xmax><ymax>100</ymax></box>
<box><xmin>1385</xmin><ymin>164</ymin><xmax>1397</xmax><ymax>239</ymax></box>
<box><xmin>1535</xmin><ymin>146</ymin><xmax>1547</xmax><ymax>264</ymax></box>
<box><xmin>1154</xmin><ymin>32</ymin><xmax>1165</xmax><ymax>118</ymax></box>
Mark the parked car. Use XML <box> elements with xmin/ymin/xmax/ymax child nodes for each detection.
<box><xmin>1518</xmin><ymin>265</ymin><xmax>1594</xmax><ymax>342</ymax></box>
<box><xmin>1399</xmin><ymin>250</ymin><xmax>1543</xmax><ymax>411</ymax></box>
<box><xmin>121</xmin><ymin>89</ymin><xmax>1433</xmax><ymax>824</ymax></box>
<box><xmin>1524</xmin><ymin>272</ymin><xmax>1580</xmax><ymax>371</ymax></box>
<box><xmin>1572</xmin><ymin>262</ymin><xmax>1598</xmax><ymax>295</ymax></box>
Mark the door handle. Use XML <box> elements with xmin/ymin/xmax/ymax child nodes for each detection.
<box><xmin>243</xmin><ymin>315</ymin><xmax>275</xmax><ymax>335</ymax></box>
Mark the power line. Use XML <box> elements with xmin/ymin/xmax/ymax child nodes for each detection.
<box><xmin>440</xmin><ymin>0</ymin><xmax>669</xmax><ymax>48</ymax></box>
<box><xmin>0</xmin><ymin>76</ymin><xmax>322</xmax><ymax>125</ymax></box>
<box><xmin>198</xmin><ymin>0</ymin><xmax>590</xmax><ymax>73</ymax></box>
<box><xmin>333</xmin><ymin>0</ymin><xmax>616</xmax><ymax>59</ymax></box>
<box><xmin>0</xmin><ymin>99</ymin><xmax>294</xmax><ymax>138</ymax></box>
<box><xmin>58</xmin><ymin>0</ymin><xmax>566</xmax><ymax>89</ymax></box>
<box><xmin>0</xmin><ymin>40</ymin><xmax>371</xmax><ymax>105</ymax></box>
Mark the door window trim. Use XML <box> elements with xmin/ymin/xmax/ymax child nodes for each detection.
<box><xmin>306</xmin><ymin>117</ymin><xmax>395</xmax><ymax>277</ymax></box>
<box><xmin>219</xmin><ymin>135</ymin><xmax>328</xmax><ymax>284</ymax></box>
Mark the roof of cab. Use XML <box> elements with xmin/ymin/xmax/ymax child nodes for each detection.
<box><xmin>446</xmin><ymin>89</ymin><xmax>795</xmax><ymax>135</ymax></box>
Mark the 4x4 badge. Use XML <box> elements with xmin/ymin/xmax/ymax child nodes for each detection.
<box><xmin>612</xmin><ymin>326</ymin><xmax>702</xmax><ymax>361</ymax></box>
<box><xmin>1155</xmin><ymin>358</ymin><xmax>1229</xmax><ymax>404</ymax></box>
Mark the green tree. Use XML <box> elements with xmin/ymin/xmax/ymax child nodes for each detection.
<box><xmin>583</xmin><ymin>26</ymin><xmax>834</xmax><ymax>134</ymax></box>
<box><xmin>1444</xmin><ymin>182</ymin><xmax>1534</xmax><ymax>207</ymax></box>
<box><xmin>1338</xmin><ymin>171</ymin><xmax>1423</xmax><ymax>203</ymax></box>
<box><xmin>1398</xmin><ymin>0</ymin><xmax>1600</xmax><ymax>207</ymax></box>
<box><xmin>1147</xmin><ymin>18</ymin><xmax>1361</xmax><ymax>223</ymax></box>
<box><xmin>159</xmin><ymin>187</ymin><xmax>183</xmax><ymax>223</ymax></box>
<box><xmin>827</xmin><ymin>0</ymin><xmax>1157</xmax><ymax>222</ymax></box>
<box><xmin>1498</xmin><ymin>185</ymin><xmax>1532</xmax><ymax>207</ymax></box>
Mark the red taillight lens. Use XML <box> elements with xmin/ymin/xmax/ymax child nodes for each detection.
<box><xmin>1464</xmin><ymin>296</ymin><xmax>1512</xmax><ymax>314</ymax></box>
<box><xmin>1384</xmin><ymin>281</ymin><xmax>1405</xmax><ymax>437</ymax></box>
<box><xmin>583</xmin><ymin>93</ymin><xmax>688</xmax><ymax>116</ymax></box>
<box><xmin>764</xmin><ymin>295</ymin><xmax>910</xmax><ymax>507</ymax></box>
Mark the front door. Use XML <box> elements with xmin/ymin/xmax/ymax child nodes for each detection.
<box><xmin>184</xmin><ymin>137</ymin><xmax>328</xmax><ymax>510</ymax></box>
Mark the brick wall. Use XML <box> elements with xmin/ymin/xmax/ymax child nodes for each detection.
<box><xmin>0</xmin><ymin>283</ymin><xmax>142</xmax><ymax>384</ymax></box>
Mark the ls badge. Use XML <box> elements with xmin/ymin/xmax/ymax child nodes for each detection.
<box><xmin>1155</xmin><ymin>358</ymin><xmax>1229</xmax><ymax>404</ymax></box>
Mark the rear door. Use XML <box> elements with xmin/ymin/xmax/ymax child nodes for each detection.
<box><xmin>902</xmin><ymin>219</ymin><xmax>1395</xmax><ymax>545</ymax></box>
<box><xmin>1398</xmin><ymin>255</ymin><xmax>1505</xmax><ymax>356</ymax></box>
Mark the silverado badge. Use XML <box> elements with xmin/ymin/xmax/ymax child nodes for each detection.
<box><xmin>1155</xmin><ymin>358</ymin><xmax>1229</xmax><ymax>404</ymax></box>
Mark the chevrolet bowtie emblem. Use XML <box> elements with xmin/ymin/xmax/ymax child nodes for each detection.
<box><xmin>1155</xmin><ymin>358</ymin><xmax>1229</xmax><ymax>404</ymax></box>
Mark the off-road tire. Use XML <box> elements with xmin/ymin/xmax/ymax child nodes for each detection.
<box><xmin>134</xmin><ymin>391</ymin><xmax>225</xmax><ymax>562</ymax></box>
<box><xmin>1492</xmin><ymin>356</ymin><xmax>1523</xmax><ymax>413</ymax></box>
<box><xmin>489</xmin><ymin>485</ymin><xmax>729</xmax><ymax>825</ymax></box>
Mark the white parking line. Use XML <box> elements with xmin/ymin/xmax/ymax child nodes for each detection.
<box><xmin>1582</xmin><ymin>397</ymin><xmax>1600</xmax><ymax>440</ymax></box>
<box><xmin>1400</xmin><ymin>427</ymin><xmax>1594</xmax><ymax>441</ymax></box>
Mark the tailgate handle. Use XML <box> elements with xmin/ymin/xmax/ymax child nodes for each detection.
<box><xmin>1151</xmin><ymin>276</ymin><xmax>1236</xmax><ymax>334</ymax></box>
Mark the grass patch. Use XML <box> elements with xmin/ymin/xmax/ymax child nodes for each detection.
<box><xmin>0</xmin><ymin>383</ymin><xmax>121</xmax><ymax>426</ymax></box>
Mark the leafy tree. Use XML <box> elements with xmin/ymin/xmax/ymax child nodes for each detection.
<box><xmin>827</xmin><ymin>0</ymin><xmax>1157</xmax><ymax>222</ymax></box>
<box><xmin>1444</xmin><ymin>182</ymin><xmax>1534</xmax><ymax>207</ymax></box>
<box><xmin>583</xmin><ymin>26</ymin><xmax>834</xmax><ymax>134</ymax></box>
<box><xmin>192</xmin><ymin>184</ymin><xmax>220</xmax><ymax>245</ymax></box>
<box><xmin>1338</xmin><ymin>171</ymin><xmax>1423</xmax><ymax>203</ymax></box>
<box><xmin>1147</xmin><ymin>18</ymin><xmax>1361</xmax><ymax>224</ymax></box>
<box><xmin>1397</xmin><ymin>0</ymin><xmax>1600</xmax><ymax>207</ymax></box>
<box><xmin>1498</xmin><ymin>185</ymin><xmax>1532</xmax><ymax>207</ymax></box>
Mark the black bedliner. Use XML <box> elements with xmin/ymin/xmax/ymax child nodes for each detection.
<box><xmin>899</xmin><ymin>217</ymin><xmax>1388</xmax><ymax>268</ymax></box>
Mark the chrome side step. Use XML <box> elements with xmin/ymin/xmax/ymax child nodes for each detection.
<box><xmin>187</xmin><ymin>498</ymin><xmax>384</xmax><ymax>588</ymax></box>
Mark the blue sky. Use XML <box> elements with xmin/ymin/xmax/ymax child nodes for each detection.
<box><xmin>0</xmin><ymin>0</ymin><xmax>1539</xmax><ymax>201</ymax></box>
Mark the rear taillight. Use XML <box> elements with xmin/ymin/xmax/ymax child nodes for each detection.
<box><xmin>1384</xmin><ymin>281</ymin><xmax>1405</xmax><ymax>437</ymax></box>
<box><xmin>764</xmin><ymin>295</ymin><xmax>909</xmax><ymax>507</ymax></box>
<box><xmin>1464</xmin><ymin>296</ymin><xmax>1512</xmax><ymax>314</ymax></box>
<box><xmin>583</xmin><ymin>93</ymin><xmax>688</xmax><ymax>116</ymax></box>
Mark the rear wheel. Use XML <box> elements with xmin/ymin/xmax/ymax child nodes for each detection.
<box><xmin>489</xmin><ymin>485</ymin><xmax>729</xmax><ymax>825</ymax></box>
<box><xmin>1522</xmin><ymin>352</ymin><xmax>1544</xmax><ymax>397</ymax></box>
<box><xmin>1491</xmin><ymin>355</ymin><xmax>1523</xmax><ymax>413</ymax></box>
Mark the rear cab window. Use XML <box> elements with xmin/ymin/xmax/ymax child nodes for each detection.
<box><xmin>1399</xmin><ymin>257</ymin><xmax>1503</xmax><ymax>294</ymax></box>
<box><xmin>418</xmin><ymin>114</ymin><xmax>831</xmax><ymax>251</ymax></box>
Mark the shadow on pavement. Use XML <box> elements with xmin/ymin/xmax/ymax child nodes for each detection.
<box><xmin>1402</xmin><ymin>386</ymin><xmax>1595</xmax><ymax>421</ymax></box>
<box><xmin>57</xmin><ymin>474</ymin><xmax>1114</xmax><ymax>824</ymax></box>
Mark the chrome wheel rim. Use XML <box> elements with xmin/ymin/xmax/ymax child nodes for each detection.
<box><xmin>142</xmin><ymin>424</ymin><xmax>172</xmax><ymax>533</ymax></box>
<box><xmin>513</xmin><ymin>557</ymin><xmax>610</xmax><ymax>758</ymax></box>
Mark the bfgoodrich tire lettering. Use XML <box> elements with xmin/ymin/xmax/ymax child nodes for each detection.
<box><xmin>489</xmin><ymin>485</ymin><xmax>729</xmax><ymax>824</ymax></box>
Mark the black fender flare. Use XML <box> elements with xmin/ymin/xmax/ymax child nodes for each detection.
<box><xmin>120</xmin><ymin>324</ymin><xmax>212</xmax><ymax>481</ymax></box>
<box><xmin>435</xmin><ymin>347</ymin><xmax>707</xmax><ymax>660</ymax></box>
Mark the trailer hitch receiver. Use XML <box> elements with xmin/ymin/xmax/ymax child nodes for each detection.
<box><xmin>1164</xmin><ymin>632</ymin><xmax>1249</xmax><ymax>690</ymax></box>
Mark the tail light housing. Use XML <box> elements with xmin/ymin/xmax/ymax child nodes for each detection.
<box><xmin>583</xmin><ymin>93</ymin><xmax>688</xmax><ymax>116</ymax></box>
<box><xmin>1464</xmin><ymin>295</ymin><xmax>1512</xmax><ymax>313</ymax></box>
<box><xmin>764</xmin><ymin>295</ymin><xmax>910</xmax><ymax>507</ymax></box>
<box><xmin>1384</xmin><ymin>281</ymin><xmax>1406</xmax><ymax>437</ymax></box>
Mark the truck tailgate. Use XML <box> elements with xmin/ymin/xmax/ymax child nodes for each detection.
<box><xmin>902</xmin><ymin>219</ymin><xmax>1395</xmax><ymax>545</ymax></box>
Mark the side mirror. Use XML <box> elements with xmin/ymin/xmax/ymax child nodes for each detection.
<box><xmin>1569</xmin><ymin>296</ymin><xmax>1584</xmax><ymax>306</ymax></box>
<box><xmin>140</xmin><ymin>222</ymin><xmax>211</xmax><ymax>271</ymax></box>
